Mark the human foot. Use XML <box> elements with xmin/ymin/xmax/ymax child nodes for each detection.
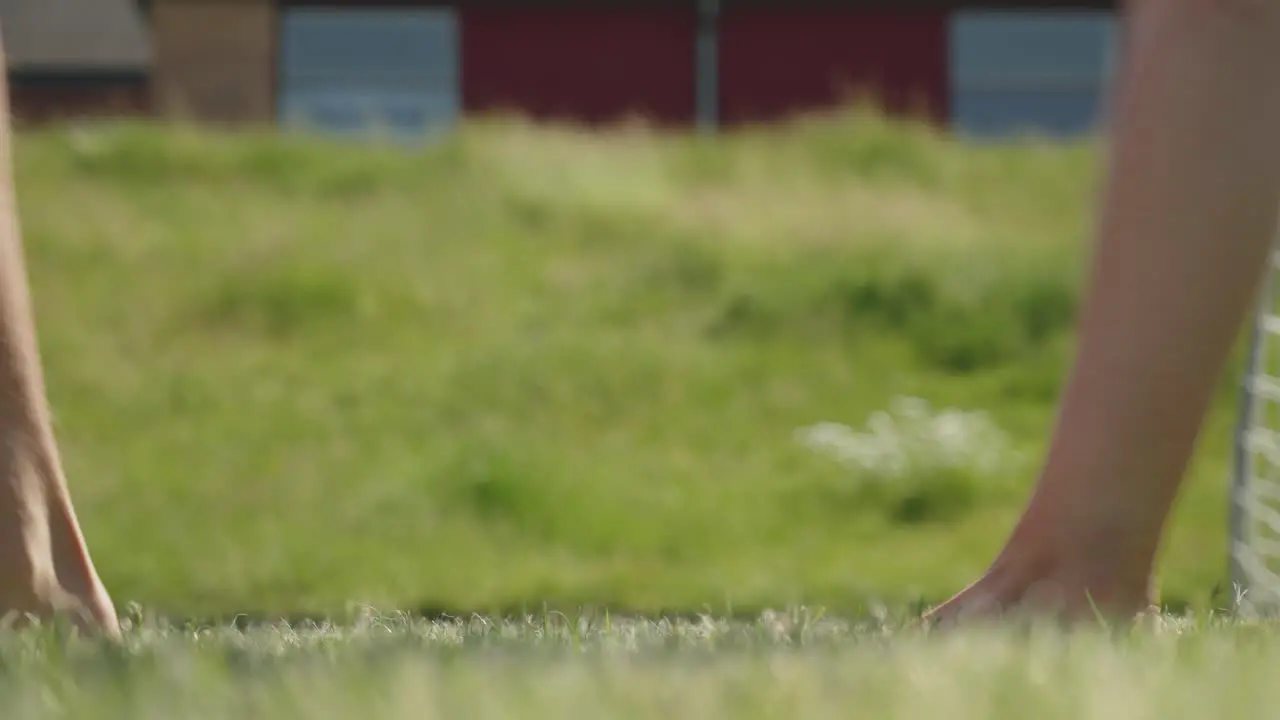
<box><xmin>0</xmin><ymin>548</ymin><xmax>119</xmax><ymax>639</ymax></box>
<box><xmin>0</xmin><ymin>480</ymin><xmax>121</xmax><ymax>639</ymax></box>
<box><xmin>922</xmin><ymin>528</ymin><xmax>1157</xmax><ymax>627</ymax></box>
<box><xmin>49</xmin><ymin>561</ymin><xmax>120</xmax><ymax>639</ymax></box>
<box><xmin>48</xmin><ymin>494</ymin><xmax>120</xmax><ymax>638</ymax></box>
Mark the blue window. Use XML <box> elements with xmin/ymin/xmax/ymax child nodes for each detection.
<box><xmin>949</xmin><ymin>11</ymin><xmax>1120</xmax><ymax>139</ymax></box>
<box><xmin>277</xmin><ymin>8</ymin><xmax>459</xmax><ymax>139</ymax></box>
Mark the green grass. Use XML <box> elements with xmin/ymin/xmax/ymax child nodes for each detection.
<box><xmin>11</xmin><ymin>111</ymin><xmax>1248</xmax><ymax>620</ymax></box>
<box><xmin>5</xmin><ymin>612</ymin><xmax>1280</xmax><ymax>718</ymax></box>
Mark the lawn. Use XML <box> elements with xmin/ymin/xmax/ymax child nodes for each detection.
<box><xmin>11</xmin><ymin>111</ymin><xmax>1250</xmax><ymax>621</ymax></box>
<box><xmin>4</xmin><ymin>612</ymin><xmax>1280</xmax><ymax>719</ymax></box>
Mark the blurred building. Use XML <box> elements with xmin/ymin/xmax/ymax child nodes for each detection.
<box><xmin>4</xmin><ymin>0</ymin><xmax>1123</xmax><ymax>138</ymax></box>
<box><xmin>947</xmin><ymin>4</ymin><xmax>1122</xmax><ymax>138</ymax></box>
<box><xmin>0</xmin><ymin>0</ymin><xmax>151</xmax><ymax>123</ymax></box>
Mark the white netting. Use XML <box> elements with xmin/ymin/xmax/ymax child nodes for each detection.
<box><xmin>1231</xmin><ymin>245</ymin><xmax>1280</xmax><ymax>615</ymax></box>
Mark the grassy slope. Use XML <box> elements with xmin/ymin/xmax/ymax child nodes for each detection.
<box><xmin>13</xmin><ymin>113</ymin><xmax>1244</xmax><ymax>619</ymax></box>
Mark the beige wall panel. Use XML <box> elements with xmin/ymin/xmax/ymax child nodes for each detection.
<box><xmin>152</xmin><ymin>0</ymin><xmax>275</xmax><ymax>123</ymax></box>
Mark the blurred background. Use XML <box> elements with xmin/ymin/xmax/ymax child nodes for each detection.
<box><xmin>4</xmin><ymin>0</ymin><xmax>1231</xmax><ymax>625</ymax></box>
<box><xmin>4</xmin><ymin>0</ymin><xmax>1120</xmax><ymax>137</ymax></box>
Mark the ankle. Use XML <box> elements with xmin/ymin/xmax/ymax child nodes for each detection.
<box><xmin>1021</xmin><ymin>465</ymin><xmax>1173</xmax><ymax>570</ymax></box>
<box><xmin>1005</xmin><ymin>502</ymin><xmax>1159</xmax><ymax>601</ymax></box>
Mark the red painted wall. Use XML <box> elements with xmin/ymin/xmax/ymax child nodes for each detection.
<box><xmin>460</xmin><ymin>8</ymin><xmax>697</xmax><ymax>126</ymax></box>
<box><xmin>718</xmin><ymin>9</ymin><xmax>948</xmax><ymax>127</ymax></box>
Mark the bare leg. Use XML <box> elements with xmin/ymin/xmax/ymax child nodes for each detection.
<box><xmin>0</xmin><ymin>36</ymin><xmax>118</xmax><ymax>635</ymax></box>
<box><xmin>926</xmin><ymin>0</ymin><xmax>1280</xmax><ymax>624</ymax></box>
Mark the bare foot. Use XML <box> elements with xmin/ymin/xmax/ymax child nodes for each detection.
<box><xmin>49</xmin><ymin>570</ymin><xmax>120</xmax><ymax>639</ymax></box>
<box><xmin>0</xmin><ymin>484</ymin><xmax>122</xmax><ymax>639</ymax></box>
<box><xmin>922</xmin><ymin>521</ymin><xmax>1157</xmax><ymax>627</ymax></box>
<box><xmin>49</xmin><ymin>497</ymin><xmax>121</xmax><ymax>638</ymax></box>
<box><xmin>0</xmin><ymin>558</ymin><xmax>119</xmax><ymax>639</ymax></box>
<box><xmin>1</xmin><ymin>580</ymin><xmax>120</xmax><ymax>639</ymax></box>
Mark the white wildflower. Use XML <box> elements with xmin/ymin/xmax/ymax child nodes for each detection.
<box><xmin>795</xmin><ymin>396</ymin><xmax>1015</xmax><ymax>482</ymax></box>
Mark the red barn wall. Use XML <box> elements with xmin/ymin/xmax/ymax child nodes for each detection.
<box><xmin>718</xmin><ymin>9</ymin><xmax>948</xmax><ymax>126</ymax></box>
<box><xmin>460</xmin><ymin>8</ymin><xmax>697</xmax><ymax>126</ymax></box>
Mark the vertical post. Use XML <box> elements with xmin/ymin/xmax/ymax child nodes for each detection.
<box><xmin>695</xmin><ymin>0</ymin><xmax>719</xmax><ymax>132</ymax></box>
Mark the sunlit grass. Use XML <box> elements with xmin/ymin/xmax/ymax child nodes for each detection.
<box><xmin>6</xmin><ymin>110</ymin><xmax>1242</xmax><ymax>618</ymax></box>
<box><xmin>0</xmin><ymin>609</ymin><xmax>1274</xmax><ymax>719</ymax></box>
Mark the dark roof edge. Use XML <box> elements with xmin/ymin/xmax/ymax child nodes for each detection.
<box><xmin>8</xmin><ymin>67</ymin><xmax>149</xmax><ymax>86</ymax></box>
